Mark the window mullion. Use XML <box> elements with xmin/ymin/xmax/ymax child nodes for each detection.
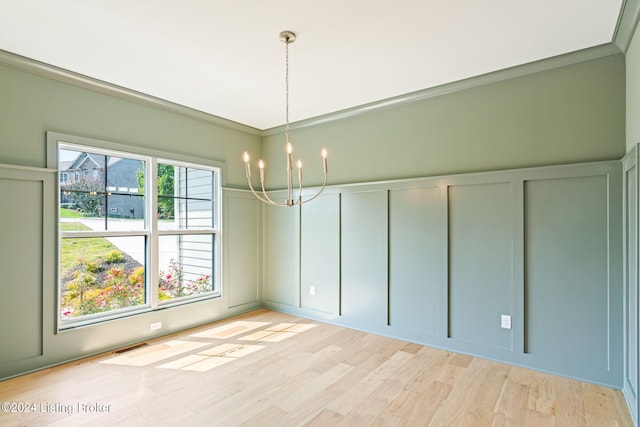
<box><xmin>149</xmin><ymin>158</ymin><xmax>159</xmax><ymax>309</ymax></box>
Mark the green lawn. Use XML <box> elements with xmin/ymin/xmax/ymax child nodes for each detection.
<box><xmin>60</xmin><ymin>222</ymin><xmax>119</xmax><ymax>274</ymax></box>
<box><xmin>60</xmin><ymin>208</ymin><xmax>84</xmax><ymax>218</ymax></box>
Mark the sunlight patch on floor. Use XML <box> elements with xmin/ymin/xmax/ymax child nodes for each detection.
<box><xmin>160</xmin><ymin>344</ymin><xmax>265</xmax><ymax>372</ymax></box>
<box><xmin>98</xmin><ymin>321</ymin><xmax>317</xmax><ymax>372</ymax></box>
<box><xmin>189</xmin><ymin>320</ymin><xmax>271</xmax><ymax>339</ymax></box>
<box><xmin>100</xmin><ymin>340</ymin><xmax>210</xmax><ymax>367</ymax></box>
<box><xmin>240</xmin><ymin>323</ymin><xmax>317</xmax><ymax>342</ymax></box>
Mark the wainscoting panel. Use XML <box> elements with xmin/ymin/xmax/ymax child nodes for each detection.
<box><xmin>340</xmin><ymin>190</ymin><xmax>388</xmax><ymax>324</ymax></box>
<box><xmin>623</xmin><ymin>145</ymin><xmax>639</xmax><ymax>425</ymax></box>
<box><xmin>265</xmin><ymin>193</ymin><xmax>299</xmax><ymax>307</ymax></box>
<box><xmin>525</xmin><ymin>175</ymin><xmax>609</xmax><ymax>367</ymax></box>
<box><xmin>263</xmin><ymin>160</ymin><xmax>622</xmax><ymax>387</ymax></box>
<box><xmin>223</xmin><ymin>190</ymin><xmax>260</xmax><ymax>308</ymax></box>
<box><xmin>388</xmin><ymin>186</ymin><xmax>441</xmax><ymax>335</ymax></box>
<box><xmin>300</xmin><ymin>192</ymin><xmax>340</xmax><ymax>314</ymax></box>
<box><xmin>448</xmin><ymin>182</ymin><xmax>513</xmax><ymax>350</ymax></box>
<box><xmin>0</xmin><ymin>178</ymin><xmax>43</xmax><ymax>362</ymax></box>
<box><xmin>0</xmin><ymin>166</ymin><xmax>53</xmax><ymax>366</ymax></box>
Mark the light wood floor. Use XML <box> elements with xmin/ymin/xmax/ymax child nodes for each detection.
<box><xmin>0</xmin><ymin>309</ymin><xmax>634</xmax><ymax>426</ymax></box>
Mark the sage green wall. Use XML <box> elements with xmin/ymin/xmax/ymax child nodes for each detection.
<box><xmin>624</xmin><ymin>15</ymin><xmax>640</xmax><ymax>423</ymax></box>
<box><xmin>263</xmin><ymin>54</ymin><xmax>625</xmax><ymax>186</ymax></box>
<box><xmin>265</xmin><ymin>161</ymin><xmax>623</xmax><ymax>387</ymax></box>
<box><xmin>623</xmin><ymin>147</ymin><xmax>639</xmax><ymax>424</ymax></box>
<box><xmin>0</xmin><ymin>44</ymin><xmax>629</xmax><ymax>385</ymax></box>
<box><xmin>0</xmin><ymin>62</ymin><xmax>261</xmax><ymax>187</ymax></box>
<box><xmin>628</xmin><ymin>25</ymin><xmax>640</xmax><ymax>152</ymax></box>
<box><xmin>0</xmin><ymin>61</ymin><xmax>263</xmax><ymax>380</ymax></box>
<box><xmin>262</xmin><ymin>51</ymin><xmax>626</xmax><ymax>388</ymax></box>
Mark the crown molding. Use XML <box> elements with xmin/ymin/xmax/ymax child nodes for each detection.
<box><xmin>614</xmin><ymin>0</ymin><xmax>640</xmax><ymax>53</ymax></box>
<box><xmin>0</xmin><ymin>41</ymin><xmax>624</xmax><ymax>140</ymax></box>
<box><xmin>0</xmin><ymin>49</ymin><xmax>262</xmax><ymax>136</ymax></box>
<box><xmin>263</xmin><ymin>43</ymin><xmax>622</xmax><ymax>136</ymax></box>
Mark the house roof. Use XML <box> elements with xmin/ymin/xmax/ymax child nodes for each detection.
<box><xmin>62</xmin><ymin>152</ymin><xmax>123</xmax><ymax>171</ymax></box>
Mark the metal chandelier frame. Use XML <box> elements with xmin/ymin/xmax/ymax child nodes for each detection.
<box><xmin>243</xmin><ymin>31</ymin><xmax>328</xmax><ymax>207</ymax></box>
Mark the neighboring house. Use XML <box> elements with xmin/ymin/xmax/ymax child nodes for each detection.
<box><xmin>60</xmin><ymin>152</ymin><xmax>145</xmax><ymax>219</ymax></box>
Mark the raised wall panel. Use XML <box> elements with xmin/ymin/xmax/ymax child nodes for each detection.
<box><xmin>525</xmin><ymin>176</ymin><xmax>609</xmax><ymax>367</ymax></box>
<box><xmin>261</xmin><ymin>161</ymin><xmax>622</xmax><ymax>387</ymax></box>
<box><xmin>389</xmin><ymin>186</ymin><xmax>441</xmax><ymax>335</ymax></box>
<box><xmin>626</xmin><ymin>164</ymin><xmax>638</xmax><ymax>403</ymax></box>
<box><xmin>341</xmin><ymin>190</ymin><xmax>388</xmax><ymax>324</ymax></box>
<box><xmin>300</xmin><ymin>193</ymin><xmax>340</xmax><ymax>314</ymax></box>
<box><xmin>0</xmin><ymin>176</ymin><xmax>43</xmax><ymax>363</ymax></box>
<box><xmin>623</xmin><ymin>147</ymin><xmax>639</xmax><ymax>424</ymax></box>
<box><xmin>224</xmin><ymin>192</ymin><xmax>259</xmax><ymax>308</ymax></box>
<box><xmin>448</xmin><ymin>182</ymin><xmax>513</xmax><ymax>350</ymax></box>
<box><xmin>265</xmin><ymin>198</ymin><xmax>299</xmax><ymax>306</ymax></box>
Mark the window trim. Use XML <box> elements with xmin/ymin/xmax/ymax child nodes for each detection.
<box><xmin>47</xmin><ymin>132</ymin><xmax>224</xmax><ymax>331</ymax></box>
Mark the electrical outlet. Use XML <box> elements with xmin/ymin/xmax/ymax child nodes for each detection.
<box><xmin>150</xmin><ymin>322</ymin><xmax>162</xmax><ymax>331</ymax></box>
<box><xmin>310</xmin><ymin>285</ymin><xmax>315</xmax><ymax>296</ymax></box>
<box><xmin>501</xmin><ymin>315</ymin><xmax>511</xmax><ymax>330</ymax></box>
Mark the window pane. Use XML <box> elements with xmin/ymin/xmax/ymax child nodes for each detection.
<box><xmin>59</xmin><ymin>149</ymin><xmax>146</xmax><ymax>230</ymax></box>
<box><xmin>159</xmin><ymin>164</ymin><xmax>214</xmax><ymax>230</ymax></box>
<box><xmin>107</xmin><ymin>155</ymin><xmax>145</xmax><ymax>195</ymax></box>
<box><xmin>158</xmin><ymin>234</ymin><xmax>214</xmax><ymax>300</ymax></box>
<box><xmin>106</xmin><ymin>193</ymin><xmax>145</xmax><ymax>230</ymax></box>
<box><xmin>60</xmin><ymin>236</ymin><xmax>146</xmax><ymax>319</ymax></box>
<box><xmin>60</xmin><ymin>189</ymin><xmax>105</xmax><ymax>219</ymax></box>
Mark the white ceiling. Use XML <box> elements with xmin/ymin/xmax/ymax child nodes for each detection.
<box><xmin>0</xmin><ymin>1</ymin><xmax>625</xmax><ymax>130</ymax></box>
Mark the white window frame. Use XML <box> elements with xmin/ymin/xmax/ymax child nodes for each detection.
<box><xmin>47</xmin><ymin>132</ymin><xmax>223</xmax><ymax>331</ymax></box>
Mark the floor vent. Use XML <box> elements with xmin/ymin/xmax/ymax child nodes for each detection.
<box><xmin>114</xmin><ymin>343</ymin><xmax>147</xmax><ymax>354</ymax></box>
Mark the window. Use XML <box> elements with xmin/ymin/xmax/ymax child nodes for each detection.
<box><xmin>54</xmin><ymin>137</ymin><xmax>222</xmax><ymax>329</ymax></box>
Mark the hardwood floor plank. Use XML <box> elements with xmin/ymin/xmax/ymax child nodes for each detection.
<box><xmin>303</xmin><ymin>407</ymin><xmax>344</xmax><ymax>426</ymax></box>
<box><xmin>0</xmin><ymin>309</ymin><xmax>633</xmax><ymax>426</ymax></box>
<box><xmin>276</xmin><ymin>362</ymin><xmax>353</xmax><ymax>412</ymax></box>
<box><xmin>555</xmin><ymin>375</ymin><xmax>587</xmax><ymax>427</ymax></box>
<box><xmin>528</xmin><ymin>373</ymin><xmax>557</xmax><ymax>416</ymax></box>
<box><xmin>493</xmin><ymin>379</ymin><xmax>530</xmax><ymax>426</ymax></box>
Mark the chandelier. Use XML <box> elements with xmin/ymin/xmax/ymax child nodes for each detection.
<box><xmin>243</xmin><ymin>31</ymin><xmax>328</xmax><ymax>207</ymax></box>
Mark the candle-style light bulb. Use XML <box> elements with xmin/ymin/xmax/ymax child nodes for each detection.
<box><xmin>286</xmin><ymin>143</ymin><xmax>293</xmax><ymax>175</ymax></box>
<box><xmin>243</xmin><ymin>151</ymin><xmax>252</xmax><ymax>178</ymax></box>
<box><xmin>258</xmin><ymin>160</ymin><xmax>265</xmax><ymax>184</ymax></box>
<box><xmin>321</xmin><ymin>148</ymin><xmax>328</xmax><ymax>174</ymax></box>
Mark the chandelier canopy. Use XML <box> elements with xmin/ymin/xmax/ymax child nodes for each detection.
<box><xmin>243</xmin><ymin>31</ymin><xmax>328</xmax><ymax>207</ymax></box>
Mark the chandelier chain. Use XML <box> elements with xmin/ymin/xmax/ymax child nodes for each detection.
<box><xmin>285</xmin><ymin>36</ymin><xmax>291</xmax><ymax>142</ymax></box>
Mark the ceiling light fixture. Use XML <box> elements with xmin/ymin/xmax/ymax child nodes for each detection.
<box><xmin>243</xmin><ymin>31</ymin><xmax>328</xmax><ymax>207</ymax></box>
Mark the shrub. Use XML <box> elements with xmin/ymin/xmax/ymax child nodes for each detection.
<box><xmin>104</xmin><ymin>250</ymin><xmax>124</xmax><ymax>264</ymax></box>
<box><xmin>83</xmin><ymin>259</ymin><xmax>102</xmax><ymax>273</ymax></box>
<box><xmin>159</xmin><ymin>259</ymin><xmax>210</xmax><ymax>299</ymax></box>
<box><xmin>61</xmin><ymin>256</ymin><xmax>210</xmax><ymax>318</ymax></box>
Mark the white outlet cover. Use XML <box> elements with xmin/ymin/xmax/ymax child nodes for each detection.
<box><xmin>310</xmin><ymin>286</ymin><xmax>315</xmax><ymax>296</ymax></box>
<box><xmin>501</xmin><ymin>315</ymin><xmax>511</xmax><ymax>329</ymax></box>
